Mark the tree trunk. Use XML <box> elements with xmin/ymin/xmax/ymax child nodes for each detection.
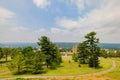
<box><xmin>46</xmin><ymin>63</ymin><xmax>48</xmax><ymax>68</ymax></box>
<box><xmin>5</xmin><ymin>54</ymin><xmax>7</xmax><ymax>62</ymax></box>
<box><xmin>18</xmin><ymin>65</ymin><xmax>20</xmax><ymax>73</ymax></box>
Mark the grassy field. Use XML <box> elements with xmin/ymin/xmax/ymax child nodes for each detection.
<box><xmin>23</xmin><ymin>58</ymin><xmax>120</xmax><ymax>80</ymax></box>
<box><xmin>105</xmin><ymin>58</ymin><xmax>120</xmax><ymax>80</ymax></box>
<box><xmin>38</xmin><ymin>57</ymin><xmax>112</xmax><ymax>76</ymax></box>
<box><xmin>0</xmin><ymin>57</ymin><xmax>11</xmax><ymax>73</ymax></box>
<box><xmin>0</xmin><ymin>57</ymin><xmax>113</xmax><ymax>79</ymax></box>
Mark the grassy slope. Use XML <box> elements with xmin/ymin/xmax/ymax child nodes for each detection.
<box><xmin>31</xmin><ymin>58</ymin><xmax>119</xmax><ymax>80</ymax></box>
<box><xmin>0</xmin><ymin>57</ymin><xmax>113</xmax><ymax>79</ymax></box>
<box><xmin>39</xmin><ymin>57</ymin><xmax>112</xmax><ymax>76</ymax></box>
<box><xmin>105</xmin><ymin>58</ymin><xmax>120</xmax><ymax>80</ymax></box>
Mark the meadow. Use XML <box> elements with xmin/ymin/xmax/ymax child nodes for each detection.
<box><xmin>0</xmin><ymin>56</ymin><xmax>116</xmax><ymax>80</ymax></box>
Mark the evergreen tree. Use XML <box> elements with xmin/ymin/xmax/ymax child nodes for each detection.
<box><xmin>0</xmin><ymin>48</ymin><xmax>3</xmax><ymax>60</ymax></box>
<box><xmin>11</xmin><ymin>47</ymin><xmax>22</xmax><ymax>59</ymax></box>
<box><xmin>72</xmin><ymin>53</ymin><xmax>78</xmax><ymax>62</ymax></box>
<box><xmin>2</xmin><ymin>48</ymin><xmax>12</xmax><ymax>62</ymax></box>
<box><xmin>8</xmin><ymin>52</ymin><xmax>25</xmax><ymax>74</ymax></box>
<box><xmin>22</xmin><ymin>46</ymin><xmax>34</xmax><ymax>72</ymax></box>
<box><xmin>100</xmin><ymin>49</ymin><xmax>108</xmax><ymax>58</ymax></box>
<box><xmin>85</xmin><ymin>32</ymin><xmax>100</xmax><ymax>68</ymax></box>
<box><xmin>116</xmin><ymin>49</ymin><xmax>120</xmax><ymax>57</ymax></box>
<box><xmin>77</xmin><ymin>41</ymin><xmax>89</xmax><ymax>64</ymax></box>
<box><xmin>37</xmin><ymin>36</ymin><xmax>62</xmax><ymax>69</ymax></box>
<box><xmin>32</xmin><ymin>52</ymin><xmax>45</xmax><ymax>74</ymax></box>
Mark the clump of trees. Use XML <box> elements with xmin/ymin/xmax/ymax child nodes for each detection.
<box><xmin>100</xmin><ymin>49</ymin><xmax>120</xmax><ymax>58</ymax></box>
<box><xmin>7</xmin><ymin>36</ymin><xmax>62</xmax><ymax>74</ymax></box>
<box><xmin>37</xmin><ymin>36</ymin><xmax>62</xmax><ymax>69</ymax></box>
<box><xmin>73</xmin><ymin>32</ymin><xmax>101</xmax><ymax>68</ymax></box>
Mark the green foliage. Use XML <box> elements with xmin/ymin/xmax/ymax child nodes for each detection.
<box><xmin>77</xmin><ymin>41</ymin><xmax>89</xmax><ymax>64</ymax></box>
<box><xmin>7</xmin><ymin>46</ymin><xmax>46</xmax><ymax>74</ymax></box>
<box><xmin>85</xmin><ymin>32</ymin><xmax>100</xmax><ymax>68</ymax></box>
<box><xmin>32</xmin><ymin>52</ymin><xmax>46</xmax><ymax>74</ymax></box>
<box><xmin>116</xmin><ymin>49</ymin><xmax>120</xmax><ymax>57</ymax></box>
<box><xmin>11</xmin><ymin>48</ymin><xmax>22</xmax><ymax>59</ymax></box>
<box><xmin>0</xmin><ymin>48</ymin><xmax>3</xmax><ymax>60</ymax></box>
<box><xmin>8</xmin><ymin>52</ymin><xmax>25</xmax><ymax>74</ymax></box>
<box><xmin>72</xmin><ymin>53</ymin><xmax>78</xmax><ymax>62</ymax></box>
<box><xmin>22</xmin><ymin>46</ymin><xmax>34</xmax><ymax>72</ymax></box>
<box><xmin>100</xmin><ymin>49</ymin><xmax>108</xmax><ymax>58</ymax></box>
<box><xmin>7</xmin><ymin>36</ymin><xmax>62</xmax><ymax>74</ymax></box>
<box><xmin>37</xmin><ymin>36</ymin><xmax>62</xmax><ymax>69</ymax></box>
<box><xmin>75</xmin><ymin>32</ymin><xmax>101</xmax><ymax>68</ymax></box>
<box><xmin>1</xmin><ymin>48</ymin><xmax>12</xmax><ymax>62</ymax></box>
<box><xmin>88</xmin><ymin>56</ymin><xmax>99</xmax><ymax>67</ymax></box>
<box><xmin>99</xmin><ymin>49</ymin><xmax>120</xmax><ymax>58</ymax></box>
<box><xmin>60</xmin><ymin>48</ymin><xmax>72</xmax><ymax>52</ymax></box>
<box><xmin>15</xmin><ymin>78</ymin><xmax>30</xmax><ymax>80</ymax></box>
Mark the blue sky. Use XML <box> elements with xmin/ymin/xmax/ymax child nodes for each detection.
<box><xmin>0</xmin><ymin>0</ymin><xmax>120</xmax><ymax>43</ymax></box>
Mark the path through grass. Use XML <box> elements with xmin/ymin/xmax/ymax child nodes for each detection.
<box><xmin>0</xmin><ymin>57</ymin><xmax>113</xmax><ymax>79</ymax></box>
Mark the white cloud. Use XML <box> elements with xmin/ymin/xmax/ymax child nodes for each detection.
<box><xmin>0</xmin><ymin>7</ymin><xmax>15</xmax><ymax>18</ymax></box>
<box><xmin>0</xmin><ymin>26</ymin><xmax>31</xmax><ymax>42</ymax></box>
<box><xmin>51</xmin><ymin>28</ymin><xmax>61</xmax><ymax>34</ymax></box>
<box><xmin>0</xmin><ymin>7</ymin><xmax>15</xmax><ymax>24</ymax></box>
<box><xmin>0</xmin><ymin>0</ymin><xmax>120</xmax><ymax>43</ymax></box>
<box><xmin>35</xmin><ymin>28</ymin><xmax>46</xmax><ymax>34</ymax></box>
<box><xmin>33</xmin><ymin>0</ymin><xmax>50</xmax><ymax>8</ymax></box>
<box><xmin>56</xmin><ymin>18</ymin><xmax>79</xmax><ymax>30</ymax></box>
<box><xmin>53</xmin><ymin>0</ymin><xmax>120</xmax><ymax>43</ymax></box>
<box><xmin>0</xmin><ymin>7</ymin><xmax>33</xmax><ymax>42</ymax></box>
<box><xmin>10</xmin><ymin>26</ymin><xmax>28</xmax><ymax>32</ymax></box>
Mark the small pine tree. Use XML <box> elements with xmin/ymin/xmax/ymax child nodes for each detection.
<box><xmin>37</xmin><ymin>36</ymin><xmax>62</xmax><ymax>69</ymax></box>
<box><xmin>22</xmin><ymin>46</ymin><xmax>34</xmax><ymax>72</ymax></box>
<box><xmin>32</xmin><ymin>52</ymin><xmax>45</xmax><ymax>74</ymax></box>
<box><xmin>85</xmin><ymin>32</ymin><xmax>100</xmax><ymax>68</ymax></box>
<box><xmin>7</xmin><ymin>52</ymin><xmax>25</xmax><ymax>74</ymax></box>
<box><xmin>72</xmin><ymin>53</ymin><xmax>78</xmax><ymax>62</ymax></box>
<box><xmin>77</xmin><ymin>41</ymin><xmax>89</xmax><ymax>64</ymax></box>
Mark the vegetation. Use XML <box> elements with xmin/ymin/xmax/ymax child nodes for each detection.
<box><xmin>0</xmin><ymin>48</ymin><xmax>3</xmax><ymax>60</ymax></box>
<box><xmin>1</xmin><ymin>48</ymin><xmax>11</xmax><ymax>62</ymax></box>
<box><xmin>31</xmin><ymin>52</ymin><xmax>45</xmax><ymax>74</ymax></box>
<box><xmin>73</xmin><ymin>32</ymin><xmax>101</xmax><ymax>68</ymax></box>
<box><xmin>0</xmin><ymin>32</ymin><xmax>120</xmax><ymax>80</ymax></box>
<box><xmin>85</xmin><ymin>32</ymin><xmax>100</xmax><ymax>67</ymax></box>
<box><xmin>0</xmin><ymin>57</ymin><xmax>113</xmax><ymax>78</ymax></box>
<box><xmin>77</xmin><ymin>41</ymin><xmax>89</xmax><ymax>64</ymax></box>
<box><xmin>37</xmin><ymin>36</ymin><xmax>62</xmax><ymax>69</ymax></box>
<box><xmin>8</xmin><ymin>52</ymin><xmax>25</xmax><ymax>74</ymax></box>
<box><xmin>6</xmin><ymin>36</ymin><xmax>62</xmax><ymax>74</ymax></box>
<box><xmin>100</xmin><ymin>49</ymin><xmax>120</xmax><ymax>58</ymax></box>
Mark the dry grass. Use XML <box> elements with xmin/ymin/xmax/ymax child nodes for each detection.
<box><xmin>27</xmin><ymin>75</ymin><xmax>112</xmax><ymax>80</ymax></box>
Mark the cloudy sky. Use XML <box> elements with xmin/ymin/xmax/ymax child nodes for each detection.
<box><xmin>0</xmin><ymin>0</ymin><xmax>120</xmax><ymax>43</ymax></box>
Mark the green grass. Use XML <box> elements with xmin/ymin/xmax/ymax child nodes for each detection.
<box><xmin>0</xmin><ymin>57</ymin><xmax>11</xmax><ymax>73</ymax></box>
<box><xmin>0</xmin><ymin>57</ymin><xmax>113</xmax><ymax>78</ymax></box>
<box><xmin>37</xmin><ymin>57</ymin><xmax>112</xmax><ymax>76</ymax></box>
<box><xmin>0</xmin><ymin>63</ymin><xmax>9</xmax><ymax>73</ymax></box>
<box><xmin>104</xmin><ymin>58</ymin><xmax>120</xmax><ymax>80</ymax></box>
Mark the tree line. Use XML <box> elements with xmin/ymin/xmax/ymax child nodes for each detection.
<box><xmin>0</xmin><ymin>36</ymin><xmax>62</xmax><ymax>74</ymax></box>
<box><xmin>72</xmin><ymin>32</ymin><xmax>100</xmax><ymax>68</ymax></box>
<box><xmin>72</xmin><ymin>32</ymin><xmax>120</xmax><ymax>68</ymax></box>
<box><xmin>0</xmin><ymin>32</ymin><xmax>120</xmax><ymax>74</ymax></box>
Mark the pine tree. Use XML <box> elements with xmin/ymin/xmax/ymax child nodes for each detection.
<box><xmin>8</xmin><ymin>52</ymin><xmax>25</xmax><ymax>74</ymax></box>
<box><xmin>22</xmin><ymin>46</ymin><xmax>34</xmax><ymax>72</ymax></box>
<box><xmin>32</xmin><ymin>52</ymin><xmax>45</xmax><ymax>74</ymax></box>
<box><xmin>37</xmin><ymin>36</ymin><xmax>62</xmax><ymax>69</ymax></box>
<box><xmin>85</xmin><ymin>32</ymin><xmax>100</xmax><ymax>68</ymax></box>
<box><xmin>77</xmin><ymin>41</ymin><xmax>89</xmax><ymax>64</ymax></box>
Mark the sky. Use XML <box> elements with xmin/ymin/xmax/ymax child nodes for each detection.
<box><xmin>0</xmin><ymin>0</ymin><xmax>120</xmax><ymax>43</ymax></box>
